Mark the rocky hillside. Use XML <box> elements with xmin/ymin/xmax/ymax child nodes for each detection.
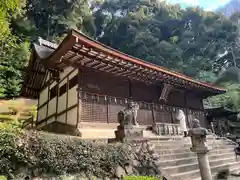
<box><xmin>216</xmin><ymin>0</ymin><xmax>240</xmax><ymax>16</ymax></box>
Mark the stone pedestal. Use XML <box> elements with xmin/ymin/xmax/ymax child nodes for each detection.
<box><xmin>189</xmin><ymin>125</ymin><xmax>212</xmax><ymax>180</ymax></box>
<box><xmin>115</xmin><ymin>125</ymin><xmax>144</xmax><ymax>142</ymax></box>
<box><xmin>197</xmin><ymin>152</ymin><xmax>212</xmax><ymax>180</ymax></box>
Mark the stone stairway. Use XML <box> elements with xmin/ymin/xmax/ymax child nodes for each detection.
<box><xmin>149</xmin><ymin>135</ymin><xmax>240</xmax><ymax>180</ymax></box>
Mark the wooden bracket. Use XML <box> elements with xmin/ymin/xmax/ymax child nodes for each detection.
<box><xmin>159</xmin><ymin>83</ymin><xmax>173</xmax><ymax>102</ymax></box>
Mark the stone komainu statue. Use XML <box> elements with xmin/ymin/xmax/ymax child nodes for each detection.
<box><xmin>118</xmin><ymin>101</ymin><xmax>139</xmax><ymax>128</ymax></box>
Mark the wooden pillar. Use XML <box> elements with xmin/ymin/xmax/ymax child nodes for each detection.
<box><xmin>46</xmin><ymin>80</ymin><xmax>50</xmax><ymax>125</ymax></box>
<box><xmin>171</xmin><ymin>111</ymin><xmax>174</xmax><ymax>124</ymax></box>
<box><xmin>76</xmin><ymin>68</ymin><xmax>82</xmax><ymax>127</ymax></box>
<box><xmin>65</xmin><ymin>76</ymin><xmax>69</xmax><ymax>123</ymax></box>
<box><xmin>106</xmin><ymin>97</ymin><xmax>109</xmax><ymax>124</ymax></box>
<box><xmin>184</xmin><ymin>91</ymin><xmax>190</xmax><ymax>128</ymax></box>
<box><xmin>128</xmin><ymin>79</ymin><xmax>132</xmax><ymax>99</ymax></box>
<box><xmin>36</xmin><ymin>93</ymin><xmax>40</xmax><ymax>128</ymax></box>
<box><xmin>151</xmin><ymin>102</ymin><xmax>156</xmax><ymax>124</ymax></box>
<box><xmin>55</xmin><ymin>77</ymin><xmax>60</xmax><ymax>122</ymax></box>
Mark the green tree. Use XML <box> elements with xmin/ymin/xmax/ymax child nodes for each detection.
<box><xmin>94</xmin><ymin>0</ymin><xmax>239</xmax><ymax>78</ymax></box>
<box><xmin>0</xmin><ymin>38</ymin><xmax>30</xmax><ymax>97</ymax></box>
<box><xmin>0</xmin><ymin>0</ymin><xmax>30</xmax><ymax>97</ymax></box>
<box><xmin>26</xmin><ymin>0</ymin><xmax>97</xmax><ymax>41</ymax></box>
<box><xmin>0</xmin><ymin>0</ymin><xmax>25</xmax><ymax>39</ymax></box>
<box><xmin>205</xmin><ymin>83</ymin><xmax>240</xmax><ymax>111</ymax></box>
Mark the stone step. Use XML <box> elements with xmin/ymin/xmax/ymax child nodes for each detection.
<box><xmin>170</xmin><ymin>161</ymin><xmax>240</xmax><ymax>180</ymax></box>
<box><xmin>193</xmin><ymin>165</ymin><xmax>240</xmax><ymax>180</ymax></box>
<box><xmin>150</xmin><ymin>138</ymin><xmax>233</xmax><ymax>145</ymax></box>
<box><xmin>162</xmin><ymin>157</ymin><xmax>235</xmax><ymax>174</ymax></box>
<box><xmin>147</xmin><ymin>134</ymin><xmax>217</xmax><ymax>140</ymax></box>
<box><xmin>158</xmin><ymin>148</ymin><xmax>235</xmax><ymax>161</ymax></box>
<box><xmin>158</xmin><ymin>152</ymin><xmax>235</xmax><ymax>167</ymax></box>
<box><xmin>150</xmin><ymin>138</ymin><xmax>218</xmax><ymax>143</ymax></box>
<box><xmin>152</xmin><ymin>141</ymin><xmax>233</xmax><ymax>149</ymax></box>
<box><xmin>230</xmin><ymin>166</ymin><xmax>240</xmax><ymax>175</ymax></box>
<box><xmin>80</xmin><ymin>129</ymin><xmax>115</xmax><ymax>139</ymax></box>
<box><xmin>155</xmin><ymin>146</ymin><xmax>235</xmax><ymax>155</ymax></box>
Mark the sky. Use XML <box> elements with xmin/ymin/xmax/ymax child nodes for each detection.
<box><xmin>167</xmin><ymin>0</ymin><xmax>231</xmax><ymax>11</ymax></box>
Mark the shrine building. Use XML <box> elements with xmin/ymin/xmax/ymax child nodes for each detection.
<box><xmin>20</xmin><ymin>29</ymin><xmax>226</xmax><ymax>138</ymax></box>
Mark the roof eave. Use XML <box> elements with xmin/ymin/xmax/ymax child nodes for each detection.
<box><xmin>24</xmin><ymin>29</ymin><xmax>227</xmax><ymax>95</ymax></box>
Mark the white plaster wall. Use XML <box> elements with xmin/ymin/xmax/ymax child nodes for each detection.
<box><xmin>69</xmin><ymin>69</ymin><xmax>78</xmax><ymax>79</ymax></box>
<box><xmin>50</xmin><ymin>81</ymin><xmax>57</xmax><ymax>89</ymax></box>
<box><xmin>58</xmin><ymin>93</ymin><xmax>66</xmax><ymax>113</ymax></box>
<box><xmin>38</xmin><ymin>105</ymin><xmax>47</xmax><ymax>121</ymax></box>
<box><xmin>39</xmin><ymin>87</ymin><xmax>48</xmax><ymax>106</ymax></box>
<box><xmin>57</xmin><ymin>113</ymin><xmax>66</xmax><ymax>123</ymax></box>
<box><xmin>60</xmin><ymin>66</ymin><xmax>74</xmax><ymax>80</ymax></box>
<box><xmin>46</xmin><ymin>72</ymin><xmax>50</xmax><ymax>82</ymax></box>
<box><xmin>67</xmin><ymin>107</ymin><xmax>77</xmax><ymax>126</ymax></box>
<box><xmin>59</xmin><ymin>78</ymin><xmax>67</xmax><ymax>87</ymax></box>
<box><xmin>68</xmin><ymin>85</ymin><xmax>78</xmax><ymax>107</ymax></box>
<box><xmin>48</xmin><ymin>97</ymin><xmax>56</xmax><ymax>116</ymax></box>
<box><xmin>46</xmin><ymin>116</ymin><xmax>55</xmax><ymax>125</ymax></box>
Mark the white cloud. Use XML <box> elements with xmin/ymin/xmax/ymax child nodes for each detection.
<box><xmin>168</xmin><ymin>0</ymin><xmax>200</xmax><ymax>6</ymax></box>
<box><xmin>205</xmin><ymin>0</ymin><xmax>231</xmax><ymax>11</ymax></box>
<box><xmin>205</xmin><ymin>4</ymin><xmax>219</xmax><ymax>11</ymax></box>
<box><xmin>167</xmin><ymin>0</ymin><xmax>231</xmax><ymax>10</ymax></box>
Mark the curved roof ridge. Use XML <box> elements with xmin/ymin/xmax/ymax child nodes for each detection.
<box><xmin>38</xmin><ymin>37</ymin><xmax>58</xmax><ymax>50</ymax></box>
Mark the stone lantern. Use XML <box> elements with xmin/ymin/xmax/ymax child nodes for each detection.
<box><xmin>188</xmin><ymin>119</ymin><xmax>212</xmax><ymax>180</ymax></box>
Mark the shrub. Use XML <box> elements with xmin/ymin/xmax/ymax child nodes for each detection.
<box><xmin>0</xmin><ymin>122</ymin><xmax>25</xmax><ymax>178</ymax></box>
<box><xmin>0</xmin><ymin>176</ymin><xmax>7</xmax><ymax>180</ymax></box>
<box><xmin>0</xmin><ymin>130</ymin><xmax>131</xmax><ymax>178</ymax></box>
<box><xmin>123</xmin><ymin>176</ymin><xmax>159</xmax><ymax>180</ymax></box>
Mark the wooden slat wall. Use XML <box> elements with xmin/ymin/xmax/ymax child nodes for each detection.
<box><xmin>78</xmin><ymin>91</ymin><xmax>205</xmax><ymax>126</ymax></box>
<box><xmin>80</xmin><ymin>95</ymin><xmax>108</xmax><ymax>123</ymax></box>
<box><xmin>137</xmin><ymin>102</ymin><xmax>153</xmax><ymax>125</ymax></box>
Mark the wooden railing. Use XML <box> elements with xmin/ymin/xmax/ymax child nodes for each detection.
<box><xmin>78</xmin><ymin>91</ymin><xmax>205</xmax><ymax>127</ymax></box>
<box><xmin>153</xmin><ymin>123</ymin><xmax>181</xmax><ymax>136</ymax></box>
